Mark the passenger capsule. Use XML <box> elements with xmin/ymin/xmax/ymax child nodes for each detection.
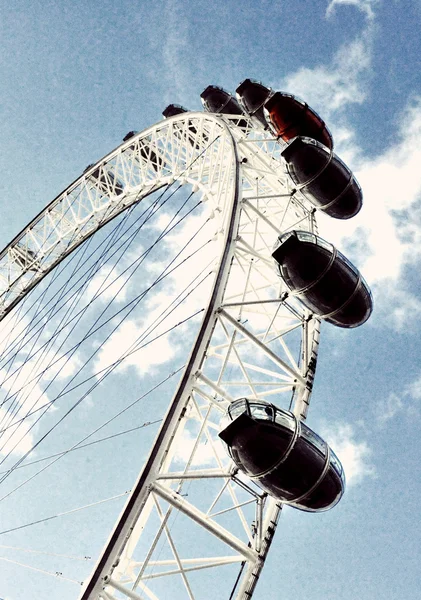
<box><xmin>282</xmin><ymin>137</ymin><xmax>362</xmax><ymax>219</ymax></box>
<box><xmin>219</xmin><ymin>398</ymin><xmax>345</xmax><ymax>512</ymax></box>
<box><xmin>122</xmin><ymin>130</ymin><xmax>137</xmax><ymax>142</ymax></box>
<box><xmin>236</xmin><ymin>79</ymin><xmax>272</xmax><ymax>128</ymax></box>
<box><xmin>162</xmin><ymin>104</ymin><xmax>188</xmax><ymax>118</ymax></box>
<box><xmin>272</xmin><ymin>230</ymin><xmax>373</xmax><ymax>328</ymax></box>
<box><xmin>265</xmin><ymin>92</ymin><xmax>333</xmax><ymax>149</ymax></box>
<box><xmin>162</xmin><ymin>104</ymin><xmax>206</xmax><ymax>149</ymax></box>
<box><xmin>200</xmin><ymin>85</ymin><xmax>248</xmax><ymax>129</ymax></box>
<box><xmin>84</xmin><ymin>164</ymin><xmax>123</xmax><ymax>196</ymax></box>
<box><xmin>11</xmin><ymin>244</ymin><xmax>41</xmax><ymax>272</ymax></box>
<box><xmin>122</xmin><ymin>131</ymin><xmax>164</xmax><ymax>173</ymax></box>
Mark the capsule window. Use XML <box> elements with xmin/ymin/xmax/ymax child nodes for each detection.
<box><xmin>273</xmin><ymin>408</ymin><xmax>296</xmax><ymax>432</ymax></box>
<box><xmin>316</xmin><ymin>236</ymin><xmax>335</xmax><ymax>252</ymax></box>
<box><xmin>249</xmin><ymin>403</ymin><xmax>274</xmax><ymax>421</ymax></box>
<box><xmin>282</xmin><ymin>137</ymin><xmax>330</xmax><ymax>180</ymax></box>
<box><xmin>327</xmin><ymin>284</ymin><xmax>372</xmax><ymax>328</ymax></box>
<box><xmin>282</xmin><ymin>137</ymin><xmax>362</xmax><ymax>219</ymax></box>
<box><xmin>228</xmin><ymin>398</ymin><xmax>249</xmax><ymax>420</ymax></box>
<box><xmin>303</xmin><ymin>154</ymin><xmax>350</xmax><ymax>199</ymax></box>
<box><xmin>295</xmin><ymin>230</ymin><xmax>317</xmax><ymax>245</ymax></box>
<box><xmin>330</xmin><ymin>449</ymin><xmax>344</xmax><ymax>479</ymax></box>
<box><xmin>300</xmin><ymin>423</ymin><xmax>327</xmax><ymax>456</ymax></box>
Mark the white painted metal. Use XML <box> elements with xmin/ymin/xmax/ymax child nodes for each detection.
<box><xmin>0</xmin><ymin>110</ymin><xmax>321</xmax><ymax>599</ymax></box>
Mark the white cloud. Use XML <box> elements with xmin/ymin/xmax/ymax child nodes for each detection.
<box><xmin>173</xmin><ymin>426</ymin><xmax>224</xmax><ymax>467</ymax></box>
<box><xmin>92</xmin><ymin>212</ymin><xmax>218</xmax><ymax>379</ymax></box>
<box><xmin>326</xmin><ymin>0</ymin><xmax>378</xmax><ymax>21</ymax></box>
<box><xmin>0</xmin><ymin>405</ymin><xmax>35</xmax><ymax>456</ymax></box>
<box><xmin>377</xmin><ymin>373</ymin><xmax>421</xmax><ymax>424</ymax></box>
<box><xmin>0</xmin><ymin>371</ymin><xmax>52</xmax><ymax>458</ymax></box>
<box><xmin>85</xmin><ymin>264</ymin><xmax>129</xmax><ymax>304</ymax></box>
<box><xmin>406</xmin><ymin>375</ymin><xmax>421</xmax><ymax>400</ymax></box>
<box><xmin>0</xmin><ymin>310</ymin><xmax>82</xmax><ymax>458</ymax></box>
<box><xmin>373</xmin><ymin>283</ymin><xmax>421</xmax><ymax>332</ymax></box>
<box><xmin>376</xmin><ymin>392</ymin><xmax>404</xmax><ymax>424</ymax></box>
<box><xmin>0</xmin><ymin>312</ymin><xmax>30</xmax><ymax>360</ymax></box>
<box><xmin>316</xmin><ymin>98</ymin><xmax>421</xmax><ymax>329</ymax></box>
<box><xmin>93</xmin><ymin>318</ymin><xmax>178</xmax><ymax>379</ymax></box>
<box><xmin>320</xmin><ymin>421</ymin><xmax>375</xmax><ymax>486</ymax></box>
<box><xmin>282</xmin><ymin>31</ymin><xmax>373</xmax><ymax>117</ymax></box>
<box><xmin>43</xmin><ymin>352</ymin><xmax>83</xmax><ymax>381</ymax></box>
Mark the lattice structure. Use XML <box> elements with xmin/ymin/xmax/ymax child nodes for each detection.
<box><xmin>0</xmin><ymin>112</ymin><xmax>320</xmax><ymax>600</ymax></box>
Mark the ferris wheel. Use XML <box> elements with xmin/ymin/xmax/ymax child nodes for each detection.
<box><xmin>0</xmin><ymin>80</ymin><xmax>372</xmax><ymax>600</ymax></box>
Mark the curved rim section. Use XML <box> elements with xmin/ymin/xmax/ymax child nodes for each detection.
<box><xmin>79</xmin><ymin>113</ymin><xmax>242</xmax><ymax>600</ymax></box>
<box><xmin>0</xmin><ymin>113</ymin><xmax>235</xmax><ymax>321</ymax></box>
<box><xmin>1</xmin><ymin>110</ymin><xmax>322</xmax><ymax>600</ymax></box>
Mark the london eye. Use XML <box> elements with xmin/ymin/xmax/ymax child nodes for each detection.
<box><xmin>0</xmin><ymin>80</ymin><xmax>371</xmax><ymax>599</ymax></box>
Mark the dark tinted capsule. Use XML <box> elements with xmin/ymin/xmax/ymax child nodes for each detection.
<box><xmin>162</xmin><ymin>104</ymin><xmax>207</xmax><ymax>149</ymax></box>
<box><xmin>84</xmin><ymin>164</ymin><xmax>123</xmax><ymax>196</ymax></box>
<box><xmin>282</xmin><ymin>137</ymin><xmax>362</xmax><ymax>219</ymax></box>
<box><xmin>236</xmin><ymin>79</ymin><xmax>272</xmax><ymax>128</ymax></box>
<box><xmin>123</xmin><ymin>131</ymin><xmax>137</xmax><ymax>142</ymax></box>
<box><xmin>122</xmin><ymin>132</ymin><xmax>164</xmax><ymax>173</ymax></box>
<box><xmin>265</xmin><ymin>92</ymin><xmax>333</xmax><ymax>149</ymax></box>
<box><xmin>272</xmin><ymin>231</ymin><xmax>373</xmax><ymax>328</ymax></box>
<box><xmin>12</xmin><ymin>244</ymin><xmax>41</xmax><ymax>272</ymax></box>
<box><xmin>162</xmin><ymin>104</ymin><xmax>188</xmax><ymax>118</ymax></box>
<box><xmin>219</xmin><ymin>398</ymin><xmax>345</xmax><ymax>512</ymax></box>
<box><xmin>200</xmin><ymin>85</ymin><xmax>248</xmax><ymax>129</ymax></box>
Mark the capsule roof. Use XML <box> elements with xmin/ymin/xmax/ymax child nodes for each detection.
<box><xmin>282</xmin><ymin>136</ymin><xmax>362</xmax><ymax>219</ymax></box>
<box><xmin>236</xmin><ymin>79</ymin><xmax>272</xmax><ymax>128</ymax></box>
<box><xmin>200</xmin><ymin>85</ymin><xmax>243</xmax><ymax>115</ymax></box>
<box><xmin>162</xmin><ymin>104</ymin><xmax>188</xmax><ymax>118</ymax></box>
<box><xmin>272</xmin><ymin>230</ymin><xmax>373</xmax><ymax>328</ymax></box>
<box><xmin>219</xmin><ymin>398</ymin><xmax>345</xmax><ymax>512</ymax></box>
<box><xmin>123</xmin><ymin>131</ymin><xmax>138</xmax><ymax>142</ymax></box>
<box><xmin>84</xmin><ymin>164</ymin><xmax>124</xmax><ymax>196</ymax></box>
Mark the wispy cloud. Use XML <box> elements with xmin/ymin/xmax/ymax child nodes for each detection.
<box><xmin>85</xmin><ymin>264</ymin><xmax>129</xmax><ymax>304</ymax></box>
<box><xmin>93</xmin><ymin>318</ymin><xmax>178</xmax><ymax>378</ymax></box>
<box><xmin>376</xmin><ymin>392</ymin><xmax>404</xmax><ymax>424</ymax></box>
<box><xmin>282</xmin><ymin>26</ymin><xmax>374</xmax><ymax>118</ymax></box>
<box><xmin>377</xmin><ymin>373</ymin><xmax>421</xmax><ymax>424</ymax></box>
<box><xmin>326</xmin><ymin>0</ymin><xmax>378</xmax><ymax>21</ymax></box>
<box><xmin>320</xmin><ymin>421</ymin><xmax>375</xmax><ymax>486</ymax></box>
<box><xmin>318</xmin><ymin>97</ymin><xmax>421</xmax><ymax>329</ymax></box>
<box><xmin>157</xmin><ymin>0</ymin><xmax>192</xmax><ymax>104</ymax></box>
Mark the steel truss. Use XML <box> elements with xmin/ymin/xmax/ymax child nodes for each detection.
<box><xmin>0</xmin><ymin>112</ymin><xmax>320</xmax><ymax>599</ymax></box>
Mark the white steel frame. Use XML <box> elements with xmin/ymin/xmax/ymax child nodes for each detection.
<box><xmin>0</xmin><ymin>112</ymin><xmax>321</xmax><ymax>599</ymax></box>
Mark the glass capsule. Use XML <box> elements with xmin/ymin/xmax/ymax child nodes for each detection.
<box><xmin>200</xmin><ymin>85</ymin><xmax>248</xmax><ymax>129</ymax></box>
<box><xmin>162</xmin><ymin>104</ymin><xmax>188</xmax><ymax>118</ymax></box>
<box><xmin>236</xmin><ymin>78</ymin><xmax>272</xmax><ymax>128</ymax></box>
<box><xmin>265</xmin><ymin>91</ymin><xmax>333</xmax><ymax>149</ymax></box>
<box><xmin>272</xmin><ymin>231</ymin><xmax>373</xmax><ymax>328</ymax></box>
<box><xmin>122</xmin><ymin>131</ymin><xmax>164</xmax><ymax>173</ymax></box>
<box><xmin>84</xmin><ymin>164</ymin><xmax>123</xmax><ymax>196</ymax></box>
<box><xmin>282</xmin><ymin>136</ymin><xmax>362</xmax><ymax>219</ymax></box>
<box><xmin>219</xmin><ymin>398</ymin><xmax>345</xmax><ymax>512</ymax></box>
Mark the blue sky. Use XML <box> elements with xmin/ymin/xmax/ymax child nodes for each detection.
<box><xmin>1</xmin><ymin>0</ymin><xmax>421</xmax><ymax>598</ymax></box>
